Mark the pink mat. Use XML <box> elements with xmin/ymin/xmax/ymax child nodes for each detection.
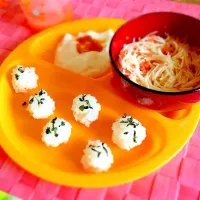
<box><xmin>0</xmin><ymin>0</ymin><xmax>200</xmax><ymax>199</ymax></box>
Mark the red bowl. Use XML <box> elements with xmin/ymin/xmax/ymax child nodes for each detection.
<box><xmin>109</xmin><ymin>12</ymin><xmax>200</xmax><ymax>112</ymax></box>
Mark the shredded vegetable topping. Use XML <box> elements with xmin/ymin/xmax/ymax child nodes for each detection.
<box><xmin>118</xmin><ymin>32</ymin><xmax>200</xmax><ymax>92</ymax></box>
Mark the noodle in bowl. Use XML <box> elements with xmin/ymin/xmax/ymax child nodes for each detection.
<box><xmin>118</xmin><ymin>32</ymin><xmax>200</xmax><ymax>92</ymax></box>
<box><xmin>109</xmin><ymin>12</ymin><xmax>200</xmax><ymax>111</ymax></box>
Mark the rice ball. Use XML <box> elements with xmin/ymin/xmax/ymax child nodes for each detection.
<box><xmin>81</xmin><ymin>140</ymin><xmax>113</xmax><ymax>173</ymax></box>
<box><xmin>11</xmin><ymin>65</ymin><xmax>38</xmax><ymax>93</ymax></box>
<box><xmin>112</xmin><ymin>114</ymin><xmax>146</xmax><ymax>151</ymax></box>
<box><xmin>72</xmin><ymin>94</ymin><xmax>101</xmax><ymax>127</ymax></box>
<box><xmin>27</xmin><ymin>89</ymin><xmax>55</xmax><ymax>119</ymax></box>
<box><xmin>42</xmin><ymin>117</ymin><xmax>72</xmax><ymax>147</ymax></box>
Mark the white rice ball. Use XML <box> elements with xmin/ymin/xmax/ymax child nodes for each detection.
<box><xmin>27</xmin><ymin>89</ymin><xmax>55</xmax><ymax>119</ymax></box>
<box><xmin>11</xmin><ymin>65</ymin><xmax>38</xmax><ymax>93</ymax></box>
<box><xmin>112</xmin><ymin>114</ymin><xmax>146</xmax><ymax>151</ymax></box>
<box><xmin>42</xmin><ymin>117</ymin><xmax>72</xmax><ymax>147</ymax></box>
<box><xmin>72</xmin><ymin>94</ymin><xmax>101</xmax><ymax>127</ymax></box>
<box><xmin>81</xmin><ymin>140</ymin><xmax>113</xmax><ymax>173</ymax></box>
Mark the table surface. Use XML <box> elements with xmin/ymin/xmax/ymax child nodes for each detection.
<box><xmin>0</xmin><ymin>0</ymin><xmax>200</xmax><ymax>200</ymax></box>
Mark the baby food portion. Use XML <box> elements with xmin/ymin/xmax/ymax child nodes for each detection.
<box><xmin>27</xmin><ymin>89</ymin><xmax>55</xmax><ymax>119</ymax></box>
<box><xmin>118</xmin><ymin>32</ymin><xmax>200</xmax><ymax>92</ymax></box>
<box><xmin>112</xmin><ymin>114</ymin><xmax>146</xmax><ymax>151</ymax></box>
<box><xmin>81</xmin><ymin>140</ymin><xmax>114</xmax><ymax>173</ymax></box>
<box><xmin>12</xmin><ymin>65</ymin><xmax>38</xmax><ymax>93</ymax></box>
<box><xmin>42</xmin><ymin>117</ymin><xmax>72</xmax><ymax>147</ymax></box>
<box><xmin>72</xmin><ymin>94</ymin><xmax>101</xmax><ymax>127</ymax></box>
<box><xmin>54</xmin><ymin>30</ymin><xmax>114</xmax><ymax>78</ymax></box>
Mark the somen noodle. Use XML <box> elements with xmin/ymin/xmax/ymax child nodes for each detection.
<box><xmin>118</xmin><ymin>32</ymin><xmax>200</xmax><ymax>92</ymax></box>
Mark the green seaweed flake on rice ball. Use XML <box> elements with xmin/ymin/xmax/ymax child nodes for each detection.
<box><xmin>72</xmin><ymin>94</ymin><xmax>101</xmax><ymax>127</ymax></box>
<box><xmin>81</xmin><ymin>140</ymin><xmax>113</xmax><ymax>173</ymax></box>
<box><xmin>27</xmin><ymin>89</ymin><xmax>55</xmax><ymax>119</ymax></box>
<box><xmin>12</xmin><ymin>65</ymin><xmax>38</xmax><ymax>93</ymax></box>
<box><xmin>112</xmin><ymin>114</ymin><xmax>146</xmax><ymax>151</ymax></box>
<box><xmin>42</xmin><ymin>117</ymin><xmax>72</xmax><ymax>147</ymax></box>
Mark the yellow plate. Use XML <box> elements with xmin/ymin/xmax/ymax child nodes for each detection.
<box><xmin>0</xmin><ymin>18</ymin><xmax>199</xmax><ymax>188</ymax></box>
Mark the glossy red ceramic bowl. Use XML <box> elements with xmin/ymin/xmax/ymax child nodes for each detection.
<box><xmin>109</xmin><ymin>12</ymin><xmax>200</xmax><ymax>112</ymax></box>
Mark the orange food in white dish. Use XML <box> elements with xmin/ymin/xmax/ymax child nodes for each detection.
<box><xmin>54</xmin><ymin>30</ymin><xmax>114</xmax><ymax>78</ymax></box>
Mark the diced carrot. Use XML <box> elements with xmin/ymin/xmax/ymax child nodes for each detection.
<box><xmin>162</xmin><ymin>45</ymin><xmax>169</xmax><ymax>55</ymax></box>
<box><xmin>162</xmin><ymin>44</ymin><xmax>175</xmax><ymax>55</ymax></box>
<box><xmin>140</xmin><ymin>62</ymin><xmax>151</xmax><ymax>74</ymax></box>
<box><xmin>125</xmin><ymin>69</ymin><xmax>131</xmax><ymax>76</ymax></box>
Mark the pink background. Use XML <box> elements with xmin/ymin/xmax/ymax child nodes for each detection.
<box><xmin>0</xmin><ymin>0</ymin><xmax>200</xmax><ymax>199</ymax></box>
